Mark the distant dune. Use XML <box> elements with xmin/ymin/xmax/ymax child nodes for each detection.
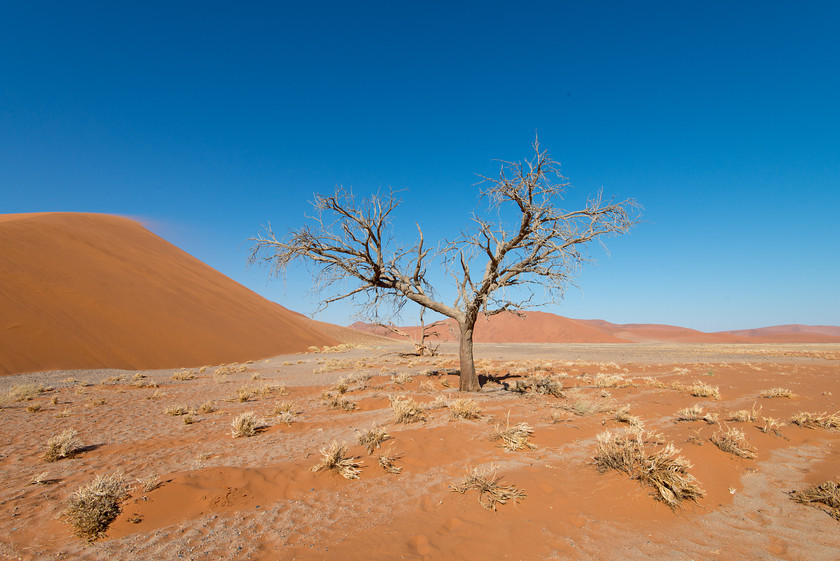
<box><xmin>0</xmin><ymin>212</ymin><xmax>341</xmax><ymax>375</ymax></box>
<box><xmin>351</xmin><ymin>313</ymin><xmax>840</xmax><ymax>345</ymax></box>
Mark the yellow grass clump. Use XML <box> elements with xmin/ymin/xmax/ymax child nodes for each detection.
<box><xmin>789</xmin><ymin>481</ymin><xmax>840</xmax><ymax>521</ymax></box>
<box><xmin>230</xmin><ymin>412</ymin><xmax>264</xmax><ymax>438</ymax></box>
<box><xmin>390</xmin><ymin>395</ymin><xmax>426</xmax><ymax>424</ymax></box>
<box><xmin>492</xmin><ymin>416</ymin><xmax>536</xmax><ymax>452</ymax></box>
<box><xmin>449</xmin><ymin>399</ymin><xmax>482</xmax><ymax>420</ymax></box>
<box><xmin>451</xmin><ymin>466</ymin><xmax>526</xmax><ymax>510</ymax></box>
<box><xmin>63</xmin><ymin>474</ymin><xmax>130</xmax><ymax>541</ymax></box>
<box><xmin>760</xmin><ymin>387</ymin><xmax>795</xmax><ymax>399</ymax></box>
<box><xmin>593</xmin><ymin>429</ymin><xmax>704</xmax><ymax>509</ymax></box>
<box><xmin>43</xmin><ymin>429</ymin><xmax>82</xmax><ymax>462</ymax></box>
<box><xmin>357</xmin><ymin>426</ymin><xmax>391</xmax><ymax>454</ymax></box>
<box><xmin>311</xmin><ymin>441</ymin><xmax>362</xmax><ymax>480</ymax></box>
<box><xmin>710</xmin><ymin>427</ymin><xmax>756</xmax><ymax>459</ymax></box>
<box><xmin>789</xmin><ymin>411</ymin><xmax>840</xmax><ymax>430</ymax></box>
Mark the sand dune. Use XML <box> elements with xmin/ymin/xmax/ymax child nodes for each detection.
<box><xmin>0</xmin><ymin>212</ymin><xmax>338</xmax><ymax>375</ymax></box>
<box><xmin>353</xmin><ymin>313</ymin><xmax>840</xmax><ymax>344</ymax></box>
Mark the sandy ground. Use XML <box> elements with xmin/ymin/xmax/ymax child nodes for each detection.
<box><xmin>1</xmin><ymin>342</ymin><xmax>839</xmax><ymax>560</ymax></box>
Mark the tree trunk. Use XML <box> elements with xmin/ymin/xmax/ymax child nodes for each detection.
<box><xmin>458</xmin><ymin>322</ymin><xmax>480</xmax><ymax>392</ymax></box>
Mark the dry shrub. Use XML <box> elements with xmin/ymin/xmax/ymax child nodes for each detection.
<box><xmin>9</xmin><ymin>383</ymin><xmax>45</xmax><ymax>402</ymax></box>
<box><xmin>760</xmin><ymin>387</ymin><xmax>795</xmax><ymax>399</ymax></box>
<box><xmin>322</xmin><ymin>392</ymin><xmax>357</xmax><ymax>411</ymax></box>
<box><xmin>789</xmin><ymin>411</ymin><xmax>840</xmax><ymax>429</ymax></box>
<box><xmin>311</xmin><ymin>441</ymin><xmax>361</xmax><ymax>480</ymax></box>
<box><xmin>357</xmin><ymin>426</ymin><xmax>390</xmax><ymax>454</ymax></box>
<box><xmin>529</xmin><ymin>375</ymin><xmax>566</xmax><ymax>397</ymax></box>
<box><xmin>556</xmin><ymin>395</ymin><xmax>612</xmax><ymax>417</ymax></box>
<box><xmin>449</xmin><ymin>399</ymin><xmax>482</xmax><ymax>420</ymax></box>
<box><xmin>727</xmin><ymin>403</ymin><xmax>761</xmax><ymax>423</ymax></box>
<box><xmin>27</xmin><ymin>402</ymin><xmax>42</xmax><ymax>413</ymax></box>
<box><xmin>595</xmin><ymin>374</ymin><xmax>631</xmax><ymax>389</ymax></box>
<box><xmin>426</xmin><ymin>395</ymin><xmax>449</xmax><ymax>410</ymax></box>
<box><xmin>171</xmin><ymin>369</ymin><xmax>196</xmax><ymax>381</ymax></box>
<box><xmin>378</xmin><ymin>449</ymin><xmax>403</xmax><ymax>474</ymax></box>
<box><xmin>44</xmin><ymin>429</ymin><xmax>81</xmax><ymax>462</ymax></box>
<box><xmin>136</xmin><ymin>474</ymin><xmax>161</xmax><ymax>493</ymax></box>
<box><xmin>236</xmin><ymin>387</ymin><xmax>254</xmax><ymax>402</ymax></box>
<box><xmin>391</xmin><ymin>372</ymin><xmax>413</xmax><ymax>386</ymax></box>
<box><xmin>257</xmin><ymin>383</ymin><xmax>288</xmax><ymax>397</ymax></box>
<box><xmin>640</xmin><ymin>376</ymin><xmax>668</xmax><ymax>389</ymax></box>
<box><xmin>182</xmin><ymin>414</ymin><xmax>196</xmax><ymax>425</ymax></box>
<box><xmin>492</xmin><ymin>417</ymin><xmax>536</xmax><ymax>451</ymax></box>
<box><xmin>390</xmin><ymin>395</ymin><xmax>426</xmax><ymax>423</ymax></box>
<box><xmin>274</xmin><ymin>401</ymin><xmax>298</xmax><ymax>425</ymax></box>
<box><xmin>759</xmin><ymin>416</ymin><xmax>785</xmax><ymax>437</ymax></box>
<box><xmin>451</xmin><ymin>466</ymin><xmax>526</xmax><ymax>510</ymax></box>
<box><xmin>614</xmin><ymin>405</ymin><xmax>642</xmax><ymax>427</ymax></box>
<box><xmin>674</xmin><ymin>404</ymin><xmax>705</xmax><ymax>422</ymax></box>
<box><xmin>593</xmin><ymin>429</ymin><xmax>704</xmax><ymax>509</ymax></box>
<box><xmin>231</xmin><ymin>412</ymin><xmax>264</xmax><ymax>438</ymax></box>
<box><xmin>789</xmin><ymin>481</ymin><xmax>840</xmax><ymax>521</ymax></box>
<box><xmin>686</xmin><ymin>380</ymin><xmax>721</xmax><ymax>400</ymax></box>
<box><xmin>88</xmin><ymin>397</ymin><xmax>107</xmax><ymax>407</ymax></box>
<box><xmin>63</xmin><ymin>474</ymin><xmax>130</xmax><ymax>541</ymax></box>
<box><xmin>164</xmin><ymin>405</ymin><xmax>190</xmax><ymax>416</ymax></box>
<box><xmin>199</xmin><ymin>400</ymin><xmax>217</xmax><ymax>414</ymax></box>
<box><xmin>710</xmin><ymin>427</ymin><xmax>756</xmax><ymax>459</ymax></box>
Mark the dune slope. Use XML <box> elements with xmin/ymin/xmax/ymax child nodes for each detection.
<box><xmin>0</xmin><ymin>212</ymin><xmax>336</xmax><ymax>375</ymax></box>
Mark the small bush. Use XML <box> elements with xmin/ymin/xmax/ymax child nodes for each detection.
<box><xmin>451</xmin><ymin>466</ymin><xmax>526</xmax><ymax>510</ymax></box>
<box><xmin>760</xmin><ymin>387</ymin><xmax>795</xmax><ymax>399</ymax></box>
<box><xmin>311</xmin><ymin>441</ymin><xmax>361</xmax><ymax>479</ymax></box>
<box><xmin>727</xmin><ymin>403</ymin><xmax>761</xmax><ymax>423</ymax></box>
<box><xmin>710</xmin><ymin>427</ymin><xmax>756</xmax><ymax>459</ymax></box>
<box><xmin>27</xmin><ymin>402</ymin><xmax>42</xmax><ymax>413</ymax></box>
<box><xmin>274</xmin><ymin>401</ymin><xmax>298</xmax><ymax>425</ymax></box>
<box><xmin>789</xmin><ymin>481</ymin><xmax>840</xmax><ymax>521</ymax></box>
<box><xmin>593</xmin><ymin>429</ymin><xmax>703</xmax><ymax>509</ymax></box>
<box><xmin>44</xmin><ymin>429</ymin><xmax>81</xmax><ymax>462</ymax></box>
<box><xmin>529</xmin><ymin>375</ymin><xmax>566</xmax><ymax>397</ymax></box>
<box><xmin>391</xmin><ymin>372</ymin><xmax>413</xmax><ymax>386</ymax></box>
<box><xmin>492</xmin><ymin>417</ymin><xmax>535</xmax><ymax>452</ymax></box>
<box><xmin>9</xmin><ymin>383</ymin><xmax>45</xmax><ymax>402</ymax></box>
<box><xmin>322</xmin><ymin>392</ymin><xmax>357</xmax><ymax>411</ymax></box>
<box><xmin>449</xmin><ymin>399</ymin><xmax>482</xmax><ymax>420</ymax></box>
<box><xmin>686</xmin><ymin>381</ymin><xmax>720</xmax><ymax>400</ymax></box>
<box><xmin>674</xmin><ymin>404</ymin><xmax>705</xmax><ymax>422</ymax></box>
<box><xmin>594</xmin><ymin>374</ymin><xmax>631</xmax><ymax>389</ymax></box>
<box><xmin>164</xmin><ymin>405</ymin><xmax>190</xmax><ymax>416</ymax></box>
<box><xmin>231</xmin><ymin>412</ymin><xmax>264</xmax><ymax>438</ymax></box>
<box><xmin>358</xmin><ymin>426</ymin><xmax>391</xmax><ymax>454</ymax></box>
<box><xmin>171</xmin><ymin>369</ymin><xmax>197</xmax><ymax>381</ymax></box>
<box><xmin>614</xmin><ymin>405</ymin><xmax>642</xmax><ymax>427</ymax></box>
<box><xmin>63</xmin><ymin>474</ymin><xmax>129</xmax><ymax>541</ymax></box>
<box><xmin>390</xmin><ymin>395</ymin><xmax>426</xmax><ymax>424</ymax></box>
<box><xmin>199</xmin><ymin>400</ymin><xmax>217</xmax><ymax>414</ymax></box>
<box><xmin>556</xmin><ymin>395</ymin><xmax>612</xmax><ymax>417</ymax></box>
<box><xmin>378</xmin><ymin>450</ymin><xmax>403</xmax><ymax>474</ymax></box>
<box><xmin>789</xmin><ymin>411</ymin><xmax>840</xmax><ymax>429</ymax></box>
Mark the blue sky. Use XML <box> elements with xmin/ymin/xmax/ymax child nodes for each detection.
<box><xmin>2</xmin><ymin>1</ymin><xmax>838</xmax><ymax>331</ymax></box>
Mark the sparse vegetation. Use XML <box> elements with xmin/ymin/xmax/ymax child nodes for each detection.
<box><xmin>593</xmin><ymin>429</ymin><xmax>704</xmax><ymax>509</ymax></box>
<box><xmin>760</xmin><ymin>387</ymin><xmax>795</xmax><ymax>399</ymax></box>
<box><xmin>171</xmin><ymin>369</ymin><xmax>197</xmax><ymax>381</ymax></box>
<box><xmin>390</xmin><ymin>395</ymin><xmax>426</xmax><ymax>423</ymax></box>
<box><xmin>685</xmin><ymin>380</ymin><xmax>721</xmax><ymax>400</ymax></box>
<box><xmin>311</xmin><ymin>441</ymin><xmax>361</xmax><ymax>479</ymax></box>
<box><xmin>63</xmin><ymin>474</ymin><xmax>130</xmax><ymax>541</ymax></box>
<box><xmin>199</xmin><ymin>400</ymin><xmax>217</xmax><ymax>414</ymax></box>
<box><xmin>164</xmin><ymin>405</ymin><xmax>190</xmax><ymax>416</ymax></box>
<box><xmin>44</xmin><ymin>429</ymin><xmax>81</xmax><ymax>462</ymax></box>
<box><xmin>378</xmin><ymin>450</ymin><xmax>403</xmax><ymax>474</ymax></box>
<box><xmin>491</xmin><ymin>416</ymin><xmax>535</xmax><ymax>451</ymax></box>
<box><xmin>614</xmin><ymin>405</ymin><xmax>642</xmax><ymax>427</ymax></box>
<box><xmin>789</xmin><ymin>411</ymin><xmax>840</xmax><ymax>430</ymax></box>
<box><xmin>449</xmin><ymin>399</ymin><xmax>482</xmax><ymax>420</ymax></box>
<box><xmin>230</xmin><ymin>412</ymin><xmax>263</xmax><ymax>438</ymax></box>
<box><xmin>451</xmin><ymin>466</ymin><xmax>526</xmax><ymax>510</ymax></box>
<box><xmin>274</xmin><ymin>401</ymin><xmax>298</xmax><ymax>425</ymax></box>
<box><xmin>556</xmin><ymin>395</ymin><xmax>612</xmax><ymax>417</ymax></box>
<box><xmin>357</xmin><ymin>426</ymin><xmax>390</xmax><ymax>454</ymax></box>
<box><xmin>595</xmin><ymin>373</ymin><xmax>631</xmax><ymax>389</ymax></box>
<box><xmin>727</xmin><ymin>403</ymin><xmax>761</xmax><ymax>423</ymax></box>
<box><xmin>391</xmin><ymin>372</ymin><xmax>413</xmax><ymax>386</ymax></box>
<box><xmin>322</xmin><ymin>391</ymin><xmax>357</xmax><ymax>411</ymax></box>
<box><xmin>9</xmin><ymin>383</ymin><xmax>45</xmax><ymax>402</ymax></box>
<box><xmin>789</xmin><ymin>481</ymin><xmax>840</xmax><ymax>522</ymax></box>
<box><xmin>710</xmin><ymin>427</ymin><xmax>756</xmax><ymax>459</ymax></box>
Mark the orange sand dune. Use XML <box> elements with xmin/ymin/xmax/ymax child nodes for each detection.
<box><xmin>0</xmin><ymin>212</ymin><xmax>337</xmax><ymax>375</ymax></box>
<box><xmin>353</xmin><ymin>314</ymin><xmax>840</xmax><ymax>345</ymax></box>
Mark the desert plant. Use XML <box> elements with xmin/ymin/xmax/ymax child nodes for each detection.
<box><xmin>378</xmin><ymin>450</ymin><xmax>403</xmax><ymax>474</ymax></box>
<box><xmin>274</xmin><ymin>401</ymin><xmax>298</xmax><ymax>425</ymax></box>
<box><xmin>449</xmin><ymin>399</ymin><xmax>482</xmax><ymax>420</ymax></box>
<box><xmin>27</xmin><ymin>402</ymin><xmax>42</xmax><ymax>413</ymax></box>
<box><xmin>231</xmin><ymin>412</ymin><xmax>263</xmax><ymax>438</ymax></box>
<box><xmin>727</xmin><ymin>403</ymin><xmax>761</xmax><ymax>423</ymax></box>
<box><xmin>492</xmin><ymin>416</ymin><xmax>536</xmax><ymax>451</ymax></box>
<box><xmin>686</xmin><ymin>380</ymin><xmax>720</xmax><ymax>400</ymax></box>
<box><xmin>789</xmin><ymin>411</ymin><xmax>840</xmax><ymax>429</ymax></box>
<box><xmin>357</xmin><ymin>426</ymin><xmax>391</xmax><ymax>454</ymax></box>
<box><xmin>391</xmin><ymin>372</ymin><xmax>413</xmax><ymax>386</ymax></box>
<box><xmin>760</xmin><ymin>387</ymin><xmax>795</xmax><ymax>399</ymax></box>
<box><xmin>183</xmin><ymin>413</ymin><xmax>196</xmax><ymax>425</ymax></box>
<box><xmin>311</xmin><ymin>441</ymin><xmax>362</xmax><ymax>479</ymax></box>
<box><xmin>556</xmin><ymin>395</ymin><xmax>612</xmax><ymax>417</ymax></box>
<box><xmin>44</xmin><ymin>429</ymin><xmax>81</xmax><ymax>462</ymax></box>
<box><xmin>614</xmin><ymin>405</ymin><xmax>642</xmax><ymax>427</ymax></box>
<box><xmin>593</xmin><ymin>429</ymin><xmax>704</xmax><ymax>509</ymax></box>
<box><xmin>710</xmin><ymin>427</ymin><xmax>756</xmax><ymax>459</ymax></box>
<box><xmin>758</xmin><ymin>416</ymin><xmax>784</xmax><ymax>436</ymax></box>
<box><xmin>451</xmin><ymin>466</ymin><xmax>526</xmax><ymax>510</ymax></box>
<box><xmin>63</xmin><ymin>474</ymin><xmax>130</xmax><ymax>541</ymax></box>
<box><xmin>88</xmin><ymin>397</ymin><xmax>107</xmax><ymax>407</ymax></box>
<box><xmin>674</xmin><ymin>404</ymin><xmax>705</xmax><ymax>422</ymax></box>
<box><xmin>199</xmin><ymin>400</ymin><xmax>217</xmax><ymax>414</ymax></box>
<box><xmin>171</xmin><ymin>369</ymin><xmax>197</xmax><ymax>381</ymax></box>
<box><xmin>236</xmin><ymin>387</ymin><xmax>254</xmax><ymax>402</ymax></box>
<box><xmin>322</xmin><ymin>392</ymin><xmax>357</xmax><ymax>411</ymax></box>
<box><xmin>595</xmin><ymin>373</ymin><xmax>630</xmax><ymax>389</ymax></box>
<box><xmin>789</xmin><ymin>480</ymin><xmax>840</xmax><ymax>521</ymax></box>
<box><xmin>9</xmin><ymin>383</ymin><xmax>45</xmax><ymax>402</ymax></box>
<box><xmin>530</xmin><ymin>375</ymin><xmax>566</xmax><ymax>397</ymax></box>
<box><xmin>164</xmin><ymin>405</ymin><xmax>190</xmax><ymax>416</ymax></box>
<box><xmin>390</xmin><ymin>395</ymin><xmax>426</xmax><ymax>423</ymax></box>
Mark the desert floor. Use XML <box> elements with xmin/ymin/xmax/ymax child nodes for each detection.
<box><xmin>1</xmin><ymin>342</ymin><xmax>839</xmax><ymax>560</ymax></box>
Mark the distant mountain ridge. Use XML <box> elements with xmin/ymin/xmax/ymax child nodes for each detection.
<box><xmin>350</xmin><ymin>313</ymin><xmax>840</xmax><ymax>344</ymax></box>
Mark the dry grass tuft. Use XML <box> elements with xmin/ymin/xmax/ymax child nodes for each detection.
<box><xmin>789</xmin><ymin>481</ymin><xmax>840</xmax><ymax>521</ymax></box>
<box><xmin>171</xmin><ymin>369</ymin><xmax>197</xmax><ymax>381</ymax></box>
<box><xmin>451</xmin><ymin>466</ymin><xmax>526</xmax><ymax>510</ymax></box>
<box><xmin>529</xmin><ymin>374</ymin><xmax>566</xmax><ymax>397</ymax></box>
<box><xmin>727</xmin><ymin>403</ymin><xmax>761</xmax><ymax>423</ymax></box>
<box><xmin>614</xmin><ymin>405</ymin><xmax>642</xmax><ymax>427</ymax></box>
<box><xmin>686</xmin><ymin>380</ymin><xmax>721</xmax><ymax>400</ymax></box>
<box><xmin>492</xmin><ymin>416</ymin><xmax>536</xmax><ymax>452</ymax></box>
<box><xmin>311</xmin><ymin>441</ymin><xmax>362</xmax><ymax>479</ymax></box>
<box><xmin>358</xmin><ymin>426</ymin><xmax>391</xmax><ymax>454</ymax></box>
<box><xmin>758</xmin><ymin>416</ymin><xmax>785</xmax><ymax>437</ymax></box>
<box><xmin>63</xmin><ymin>474</ymin><xmax>130</xmax><ymax>541</ymax></box>
<box><xmin>760</xmin><ymin>387</ymin><xmax>795</xmax><ymax>399</ymax></box>
<box><xmin>322</xmin><ymin>392</ymin><xmax>357</xmax><ymax>411</ymax></box>
<box><xmin>593</xmin><ymin>429</ymin><xmax>704</xmax><ymax>508</ymax></box>
<box><xmin>449</xmin><ymin>399</ymin><xmax>482</xmax><ymax>420</ymax></box>
<box><xmin>710</xmin><ymin>427</ymin><xmax>757</xmax><ymax>459</ymax></box>
<box><xmin>674</xmin><ymin>404</ymin><xmax>705</xmax><ymax>422</ymax></box>
<box><xmin>136</xmin><ymin>474</ymin><xmax>161</xmax><ymax>493</ymax></box>
<box><xmin>556</xmin><ymin>395</ymin><xmax>612</xmax><ymax>417</ymax></box>
<box><xmin>164</xmin><ymin>405</ymin><xmax>190</xmax><ymax>416</ymax></box>
<box><xmin>230</xmin><ymin>412</ymin><xmax>264</xmax><ymax>438</ymax></box>
<box><xmin>390</xmin><ymin>395</ymin><xmax>426</xmax><ymax>424</ymax></box>
<box><xmin>9</xmin><ymin>383</ymin><xmax>45</xmax><ymax>402</ymax></box>
<box><xmin>595</xmin><ymin>373</ymin><xmax>631</xmax><ymax>389</ymax></box>
<box><xmin>44</xmin><ymin>429</ymin><xmax>82</xmax><ymax>462</ymax></box>
<box><xmin>391</xmin><ymin>372</ymin><xmax>413</xmax><ymax>386</ymax></box>
<box><xmin>377</xmin><ymin>449</ymin><xmax>403</xmax><ymax>474</ymax></box>
<box><xmin>199</xmin><ymin>400</ymin><xmax>217</xmax><ymax>414</ymax></box>
<box><xmin>26</xmin><ymin>402</ymin><xmax>42</xmax><ymax>413</ymax></box>
<box><xmin>789</xmin><ymin>411</ymin><xmax>840</xmax><ymax>430</ymax></box>
<box><xmin>274</xmin><ymin>401</ymin><xmax>298</xmax><ymax>425</ymax></box>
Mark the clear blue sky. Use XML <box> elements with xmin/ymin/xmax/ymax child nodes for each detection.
<box><xmin>2</xmin><ymin>1</ymin><xmax>838</xmax><ymax>331</ymax></box>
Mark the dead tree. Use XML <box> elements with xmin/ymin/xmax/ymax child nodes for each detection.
<box><xmin>376</xmin><ymin>308</ymin><xmax>445</xmax><ymax>356</ymax></box>
<box><xmin>249</xmin><ymin>139</ymin><xmax>640</xmax><ymax>391</ymax></box>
